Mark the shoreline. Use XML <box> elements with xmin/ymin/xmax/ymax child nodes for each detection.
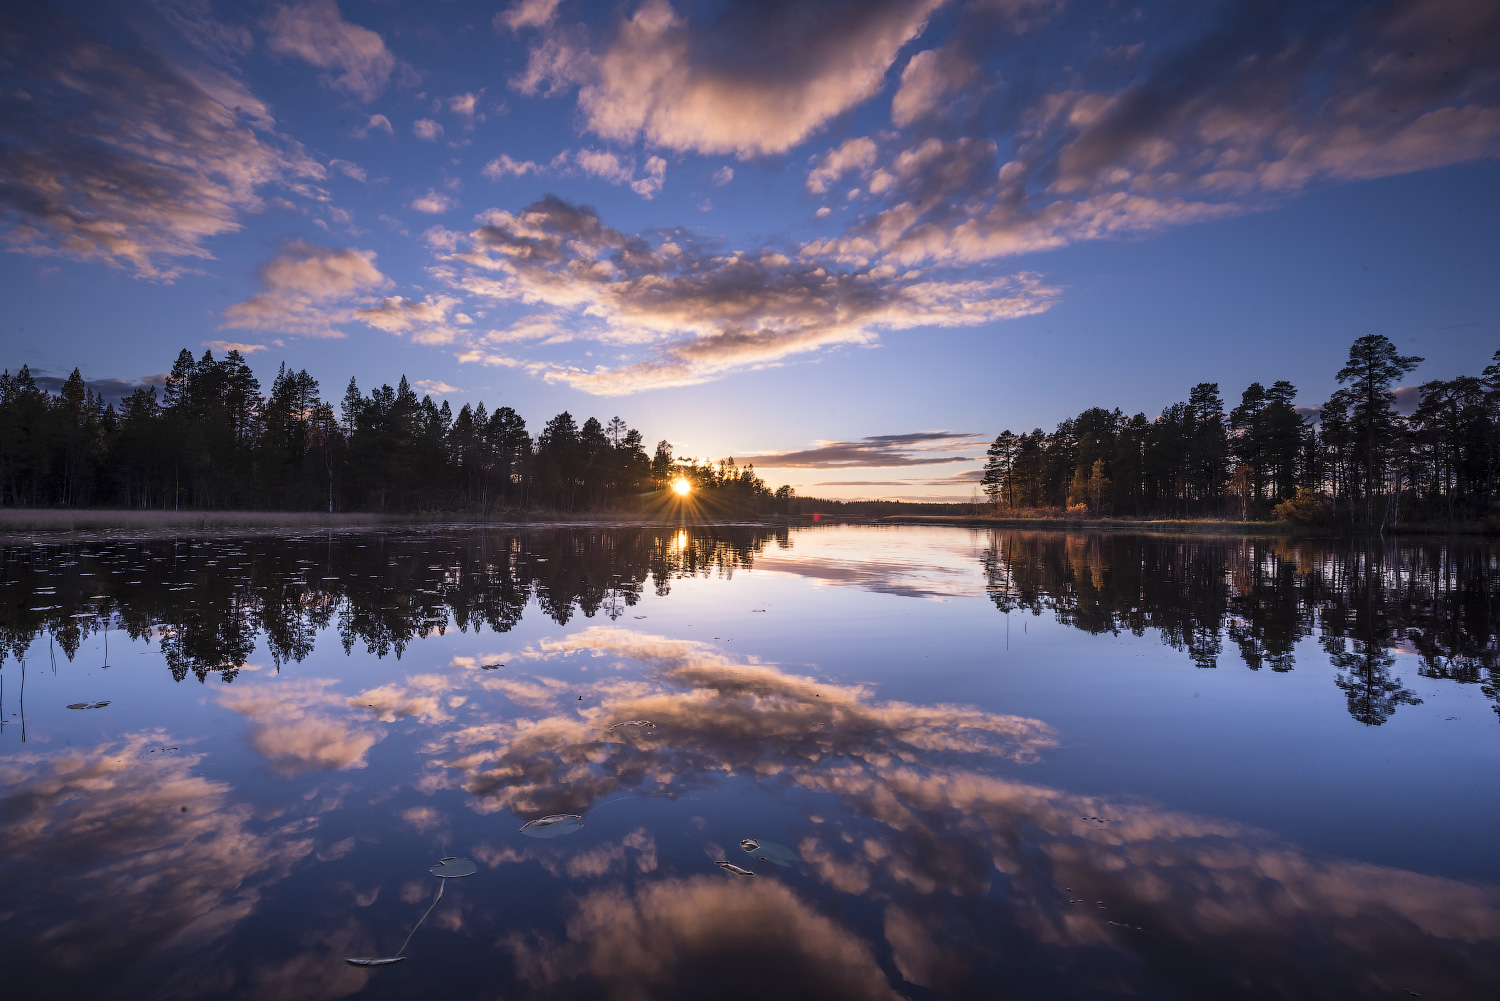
<box><xmin>0</xmin><ymin>507</ymin><xmax>1494</xmax><ymax>539</ymax></box>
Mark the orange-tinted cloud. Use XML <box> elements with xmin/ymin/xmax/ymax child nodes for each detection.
<box><xmin>218</xmin><ymin>678</ymin><xmax>380</xmax><ymax>774</ymax></box>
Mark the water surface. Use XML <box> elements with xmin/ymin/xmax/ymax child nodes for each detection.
<box><xmin>2</xmin><ymin>525</ymin><xmax>1498</xmax><ymax>1000</ymax></box>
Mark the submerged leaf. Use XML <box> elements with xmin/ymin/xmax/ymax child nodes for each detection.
<box><xmin>428</xmin><ymin>857</ymin><xmax>477</xmax><ymax>878</ymax></box>
<box><xmin>714</xmin><ymin>860</ymin><xmax>754</xmax><ymax>876</ymax></box>
<box><xmin>345</xmin><ymin>957</ymin><xmax>407</xmax><ymax>967</ymax></box>
<box><xmin>520</xmin><ymin>814</ymin><xmax>584</xmax><ymax>839</ymax></box>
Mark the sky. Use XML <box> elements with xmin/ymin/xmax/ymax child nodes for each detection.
<box><xmin>2</xmin><ymin>0</ymin><xmax>1498</xmax><ymax>500</ymax></box>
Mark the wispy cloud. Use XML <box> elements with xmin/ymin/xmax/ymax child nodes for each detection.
<box><xmin>804</xmin><ymin>0</ymin><xmax>1500</xmax><ymax>269</ymax></box>
<box><xmin>202</xmin><ymin>340</ymin><xmax>270</xmax><ymax>354</ymax></box>
<box><xmin>265</xmin><ymin>0</ymin><xmax>398</xmax><ymax>103</ymax></box>
<box><xmin>749</xmin><ymin>432</ymin><xmax>984</xmax><ymax>469</ymax></box>
<box><xmin>0</xmin><ymin>8</ymin><xmax>323</xmax><ymax>279</ymax></box>
<box><xmin>433</xmin><ymin>197</ymin><xmax>1056</xmax><ymax>394</ymax></box>
<box><xmin>221</xmin><ymin>241</ymin><xmax>390</xmax><ymax>337</ymax></box>
<box><xmin>410</xmin><ymin>189</ymin><xmax>456</xmax><ymax>213</ymax></box>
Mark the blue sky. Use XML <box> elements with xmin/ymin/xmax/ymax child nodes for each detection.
<box><xmin>2</xmin><ymin>0</ymin><xmax>1498</xmax><ymax>498</ymax></box>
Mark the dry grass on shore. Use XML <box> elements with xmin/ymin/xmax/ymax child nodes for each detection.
<box><xmin>0</xmin><ymin>508</ymin><xmax>444</xmax><ymax>532</ymax></box>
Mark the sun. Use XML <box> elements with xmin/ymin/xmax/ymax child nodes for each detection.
<box><xmin>671</xmin><ymin>477</ymin><xmax>692</xmax><ymax>496</ymax></box>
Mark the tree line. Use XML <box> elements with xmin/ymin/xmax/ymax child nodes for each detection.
<box><xmin>981</xmin><ymin>335</ymin><xmax>1500</xmax><ymax>527</ymax></box>
<box><xmin>0</xmin><ymin>348</ymin><xmax>795</xmax><ymax>514</ymax></box>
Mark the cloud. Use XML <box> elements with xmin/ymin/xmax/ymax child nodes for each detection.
<box><xmin>154</xmin><ymin>0</ymin><xmax>255</xmax><ymax>61</ymax></box>
<box><xmin>573</xmin><ymin>148</ymin><xmax>667</xmax><ymax>198</ymax></box>
<box><xmin>429</xmin><ymin>626</ymin><xmax>1500</xmax><ymax>998</ymax></box>
<box><xmin>817</xmin><ymin>0</ymin><xmax>1500</xmax><ymax>268</ymax></box>
<box><xmin>483</xmin><ymin>154</ymin><xmax>543</xmax><ymax>180</ymax></box>
<box><xmin>506</xmin><ymin>878</ymin><xmax>905</xmax><ymax>1000</ymax></box>
<box><xmin>29</xmin><ymin>371</ymin><xmax>169</xmax><ymax>405</ymax></box>
<box><xmin>448</xmin><ymin>91</ymin><xmax>480</xmax><ymax>117</ymax></box>
<box><xmin>891</xmin><ymin>46</ymin><xmax>981</xmax><ymax>127</ymax></box>
<box><xmin>218</xmin><ymin>679</ymin><xmax>380</xmax><ymax>775</ymax></box>
<box><xmin>353</xmin><ymin>113</ymin><xmax>394</xmax><ymax>137</ymax></box>
<box><xmin>356</xmin><ymin>294</ymin><xmax>465</xmax><ymax>344</ymax></box>
<box><xmin>806</xmin><ymin>136</ymin><xmax>878</xmax><ymax>194</ymax></box>
<box><xmin>749</xmin><ymin>431</ymin><xmax>984</xmax><ymax>468</ymax></box>
<box><xmin>412</xmin><ymin>118</ymin><xmax>444</xmax><ymax>141</ymax></box>
<box><xmin>482</xmin><ymin>149</ymin><xmax>666</xmax><ymax>197</ymax></box>
<box><xmin>713</xmin><ymin>165</ymin><xmax>734</xmax><ymax>185</ymax></box>
<box><xmin>522</xmin><ymin>0</ymin><xmax>946</xmax><ymax>156</ymax></box>
<box><xmin>266</xmin><ymin>0</ymin><xmax>396</xmax><ymax>102</ymax></box>
<box><xmin>202</xmin><ymin>340</ymin><xmax>269</xmax><ymax>354</ymax></box>
<box><xmin>329</xmin><ymin>158</ymin><xmax>367</xmax><ymax>182</ymax></box>
<box><xmin>0</xmin><ymin>735</ymin><xmax>317</xmax><ymax>976</ymax></box>
<box><xmin>0</xmin><ymin>8</ymin><xmax>324</xmax><ymax>279</ymax></box>
<box><xmin>415</xmin><ymin>379</ymin><xmax>461</xmax><ymax>395</ymax></box>
<box><xmin>427</xmin><ymin>627</ymin><xmax>1055</xmax><ymax>816</ymax></box>
<box><xmin>410</xmin><ymin>189</ymin><xmax>456</xmax><ymax>213</ymax></box>
<box><xmin>497</xmin><ymin>0</ymin><xmax>564</xmax><ymax>33</ymax></box>
<box><xmin>435</xmin><ymin>196</ymin><xmax>1057</xmax><ymax>394</ymax></box>
<box><xmin>221</xmin><ymin>240</ymin><xmax>391</xmax><ymax>337</ymax></box>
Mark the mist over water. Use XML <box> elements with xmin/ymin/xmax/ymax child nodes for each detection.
<box><xmin>2</xmin><ymin>525</ymin><xmax>1498</xmax><ymax>999</ymax></box>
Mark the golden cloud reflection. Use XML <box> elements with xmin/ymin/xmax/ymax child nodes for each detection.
<box><xmin>422</xmin><ymin>628</ymin><xmax>1500</xmax><ymax>998</ymax></box>
<box><xmin>218</xmin><ymin>679</ymin><xmax>380</xmax><ymax>775</ymax></box>
<box><xmin>428</xmin><ymin>627</ymin><xmax>1055</xmax><ymax>816</ymax></box>
<box><xmin>505</xmin><ymin>876</ymin><xmax>904</xmax><ymax>1001</ymax></box>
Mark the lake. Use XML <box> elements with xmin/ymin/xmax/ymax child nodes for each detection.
<box><xmin>2</xmin><ymin>524</ymin><xmax>1498</xmax><ymax>1000</ymax></box>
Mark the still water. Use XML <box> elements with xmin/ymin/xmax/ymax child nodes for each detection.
<box><xmin>2</xmin><ymin>524</ymin><xmax>1498</xmax><ymax>1000</ymax></box>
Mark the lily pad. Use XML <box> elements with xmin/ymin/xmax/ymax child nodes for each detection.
<box><xmin>428</xmin><ymin>857</ymin><xmax>477</xmax><ymax>878</ymax></box>
<box><xmin>520</xmin><ymin>814</ymin><xmax>584</xmax><ymax>839</ymax></box>
<box><xmin>345</xmin><ymin>957</ymin><xmax>407</xmax><ymax>967</ymax></box>
<box><xmin>715</xmin><ymin>860</ymin><xmax>754</xmax><ymax>876</ymax></box>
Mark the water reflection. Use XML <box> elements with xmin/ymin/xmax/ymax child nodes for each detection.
<box><xmin>430</xmin><ymin>630</ymin><xmax>1500</xmax><ymax>998</ymax></box>
<box><xmin>2</xmin><ymin>526</ymin><xmax>1499</xmax><ymax>998</ymax></box>
<box><xmin>7</xmin><ymin>527</ymin><xmax>1497</xmax><ymax>729</ymax></box>
<box><xmin>0</xmin><ymin>526</ymin><xmax>781</xmax><ymax>680</ymax></box>
<box><xmin>983</xmin><ymin>531</ymin><xmax>1500</xmax><ymax>723</ymax></box>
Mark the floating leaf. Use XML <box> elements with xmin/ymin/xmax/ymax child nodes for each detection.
<box><xmin>741</xmin><ymin>839</ymin><xmax>797</xmax><ymax>867</ymax></box>
<box><xmin>428</xmin><ymin>857</ymin><xmax>477</xmax><ymax>878</ymax></box>
<box><xmin>65</xmin><ymin>701</ymin><xmax>110</xmax><ymax>710</ymax></box>
<box><xmin>608</xmin><ymin>720</ymin><xmax>656</xmax><ymax>732</ymax></box>
<box><xmin>345</xmin><ymin>957</ymin><xmax>407</xmax><ymax>967</ymax></box>
<box><xmin>480</xmin><ymin>663</ymin><xmax>504</xmax><ymax>670</ymax></box>
<box><xmin>66</xmin><ymin>703</ymin><xmax>88</xmax><ymax>710</ymax></box>
<box><xmin>520</xmin><ymin>814</ymin><xmax>584</xmax><ymax>839</ymax></box>
<box><xmin>715</xmin><ymin>860</ymin><xmax>754</xmax><ymax>876</ymax></box>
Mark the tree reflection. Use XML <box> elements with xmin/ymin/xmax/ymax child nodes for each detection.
<box><xmin>982</xmin><ymin>531</ymin><xmax>1499</xmax><ymax>723</ymax></box>
<box><xmin>0</xmin><ymin>527</ymin><xmax>784</xmax><ymax>683</ymax></box>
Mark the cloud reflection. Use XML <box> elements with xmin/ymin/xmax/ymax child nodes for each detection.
<box><xmin>0</xmin><ymin>734</ymin><xmax>322</xmax><ymax>993</ymax></box>
<box><xmin>425</xmin><ymin>628</ymin><xmax>1500</xmax><ymax>998</ymax></box>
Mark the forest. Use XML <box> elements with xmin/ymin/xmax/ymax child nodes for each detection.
<box><xmin>0</xmin><ymin>348</ymin><xmax>793</xmax><ymax>515</ymax></box>
<box><xmin>3</xmin><ymin>334</ymin><xmax>1497</xmax><ymax>526</ymax></box>
<box><xmin>981</xmin><ymin>335</ymin><xmax>1500</xmax><ymax>528</ymax></box>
